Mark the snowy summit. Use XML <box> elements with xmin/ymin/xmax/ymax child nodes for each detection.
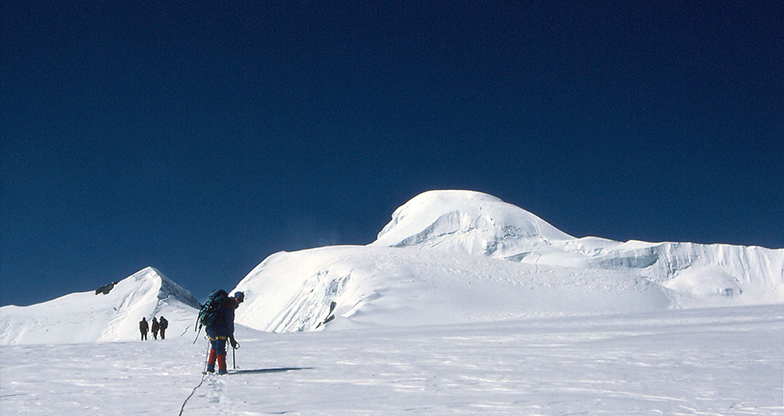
<box><xmin>0</xmin><ymin>267</ymin><xmax>199</xmax><ymax>345</ymax></box>
<box><xmin>2</xmin><ymin>190</ymin><xmax>782</xmax><ymax>344</ymax></box>
<box><xmin>233</xmin><ymin>190</ymin><xmax>784</xmax><ymax>332</ymax></box>
<box><xmin>1</xmin><ymin>190</ymin><xmax>783</xmax><ymax>415</ymax></box>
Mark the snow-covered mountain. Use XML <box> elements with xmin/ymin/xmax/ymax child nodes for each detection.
<box><xmin>234</xmin><ymin>190</ymin><xmax>784</xmax><ymax>332</ymax></box>
<box><xmin>0</xmin><ymin>267</ymin><xmax>200</xmax><ymax>345</ymax></box>
<box><xmin>3</xmin><ymin>190</ymin><xmax>782</xmax><ymax>343</ymax></box>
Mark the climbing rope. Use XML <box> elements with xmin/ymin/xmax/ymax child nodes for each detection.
<box><xmin>178</xmin><ymin>339</ymin><xmax>211</xmax><ymax>416</ymax></box>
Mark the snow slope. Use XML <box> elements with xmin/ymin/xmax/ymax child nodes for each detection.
<box><xmin>235</xmin><ymin>190</ymin><xmax>784</xmax><ymax>332</ymax></box>
<box><xmin>2</xmin><ymin>305</ymin><xmax>782</xmax><ymax>415</ymax></box>
<box><xmin>2</xmin><ymin>190</ymin><xmax>782</xmax><ymax>343</ymax></box>
<box><xmin>0</xmin><ymin>267</ymin><xmax>200</xmax><ymax>345</ymax></box>
<box><xmin>2</xmin><ymin>190</ymin><xmax>782</xmax><ymax>415</ymax></box>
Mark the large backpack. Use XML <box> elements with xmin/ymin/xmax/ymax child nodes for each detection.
<box><xmin>196</xmin><ymin>289</ymin><xmax>229</xmax><ymax>333</ymax></box>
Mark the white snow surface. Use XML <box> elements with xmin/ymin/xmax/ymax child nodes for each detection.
<box><xmin>1</xmin><ymin>305</ymin><xmax>782</xmax><ymax>415</ymax></box>
<box><xmin>0</xmin><ymin>267</ymin><xmax>200</xmax><ymax>345</ymax></box>
<box><xmin>235</xmin><ymin>190</ymin><xmax>784</xmax><ymax>333</ymax></box>
<box><xmin>1</xmin><ymin>190</ymin><xmax>784</xmax><ymax>414</ymax></box>
<box><xmin>2</xmin><ymin>190</ymin><xmax>782</xmax><ymax>345</ymax></box>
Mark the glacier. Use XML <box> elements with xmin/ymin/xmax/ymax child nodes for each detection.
<box><xmin>234</xmin><ymin>190</ymin><xmax>784</xmax><ymax>332</ymax></box>
<box><xmin>1</xmin><ymin>189</ymin><xmax>782</xmax><ymax>344</ymax></box>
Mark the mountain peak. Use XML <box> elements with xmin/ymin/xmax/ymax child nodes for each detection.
<box><xmin>372</xmin><ymin>190</ymin><xmax>572</xmax><ymax>255</ymax></box>
<box><xmin>142</xmin><ymin>267</ymin><xmax>201</xmax><ymax>309</ymax></box>
<box><xmin>0</xmin><ymin>267</ymin><xmax>200</xmax><ymax>345</ymax></box>
<box><xmin>234</xmin><ymin>190</ymin><xmax>783</xmax><ymax>332</ymax></box>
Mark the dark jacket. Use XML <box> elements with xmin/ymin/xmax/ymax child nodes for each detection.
<box><xmin>140</xmin><ymin>319</ymin><xmax>149</xmax><ymax>333</ymax></box>
<box><xmin>206</xmin><ymin>297</ymin><xmax>239</xmax><ymax>339</ymax></box>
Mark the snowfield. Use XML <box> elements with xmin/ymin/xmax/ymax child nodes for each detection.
<box><xmin>235</xmin><ymin>191</ymin><xmax>784</xmax><ymax>333</ymax></box>
<box><xmin>1</xmin><ymin>190</ymin><xmax>783</xmax><ymax>414</ymax></box>
<box><xmin>0</xmin><ymin>268</ymin><xmax>200</xmax><ymax>345</ymax></box>
<box><xmin>1</xmin><ymin>305</ymin><xmax>782</xmax><ymax>415</ymax></box>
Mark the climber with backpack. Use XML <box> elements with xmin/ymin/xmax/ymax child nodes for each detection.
<box><xmin>196</xmin><ymin>290</ymin><xmax>244</xmax><ymax>374</ymax></box>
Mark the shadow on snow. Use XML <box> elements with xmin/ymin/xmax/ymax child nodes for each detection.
<box><xmin>228</xmin><ymin>367</ymin><xmax>314</xmax><ymax>375</ymax></box>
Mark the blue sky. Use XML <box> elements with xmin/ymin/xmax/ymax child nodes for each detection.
<box><xmin>2</xmin><ymin>1</ymin><xmax>782</xmax><ymax>306</ymax></box>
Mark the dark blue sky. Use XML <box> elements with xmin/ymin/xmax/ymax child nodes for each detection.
<box><xmin>2</xmin><ymin>1</ymin><xmax>782</xmax><ymax>306</ymax></box>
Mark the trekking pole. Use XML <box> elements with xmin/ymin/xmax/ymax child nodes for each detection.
<box><xmin>231</xmin><ymin>340</ymin><xmax>240</xmax><ymax>370</ymax></box>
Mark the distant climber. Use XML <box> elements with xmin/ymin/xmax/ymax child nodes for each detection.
<box><xmin>159</xmin><ymin>316</ymin><xmax>168</xmax><ymax>339</ymax></box>
<box><xmin>139</xmin><ymin>317</ymin><xmax>149</xmax><ymax>340</ymax></box>
<box><xmin>202</xmin><ymin>291</ymin><xmax>244</xmax><ymax>374</ymax></box>
<box><xmin>151</xmin><ymin>317</ymin><xmax>160</xmax><ymax>340</ymax></box>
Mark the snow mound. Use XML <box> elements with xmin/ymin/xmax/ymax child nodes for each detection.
<box><xmin>0</xmin><ymin>267</ymin><xmax>200</xmax><ymax>345</ymax></box>
<box><xmin>372</xmin><ymin>190</ymin><xmax>573</xmax><ymax>253</ymax></box>
<box><xmin>233</xmin><ymin>245</ymin><xmax>673</xmax><ymax>333</ymax></box>
<box><xmin>234</xmin><ymin>190</ymin><xmax>784</xmax><ymax>333</ymax></box>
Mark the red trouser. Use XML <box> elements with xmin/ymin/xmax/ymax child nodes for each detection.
<box><xmin>206</xmin><ymin>337</ymin><xmax>228</xmax><ymax>373</ymax></box>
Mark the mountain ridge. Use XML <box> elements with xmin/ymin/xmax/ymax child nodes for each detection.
<box><xmin>0</xmin><ymin>267</ymin><xmax>201</xmax><ymax>345</ymax></box>
<box><xmin>233</xmin><ymin>190</ymin><xmax>784</xmax><ymax>332</ymax></box>
<box><xmin>2</xmin><ymin>190</ymin><xmax>782</xmax><ymax>344</ymax></box>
